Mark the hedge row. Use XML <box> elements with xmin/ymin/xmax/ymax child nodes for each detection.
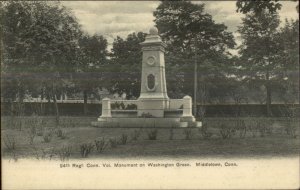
<box><xmin>1</xmin><ymin>102</ymin><xmax>299</xmax><ymax>117</ymax></box>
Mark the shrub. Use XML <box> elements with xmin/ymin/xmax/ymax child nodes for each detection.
<box><xmin>131</xmin><ymin>129</ymin><xmax>141</xmax><ymax>141</ymax></box>
<box><xmin>219</xmin><ymin>124</ymin><xmax>235</xmax><ymax>139</ymax></box>
<box><xmin>11</xmin><ymin>152</ymin><xmax>18</xmax><ymax>162</ymax></box>
<box><xmin>282</xmin><ymin>105</ymin><xmax>298</xmax><ymax>138</ymax></box>
<box><xmin>140</xmin><ymin>112</ymin><xmax>155</xmax><ymax>118</ymax></box>
<box><xmin>36</xmin><ymin>126</ymin><xmax>44</xmax><ymax>136</ymax></box>
<box><xmin>29</xmin><ymin>125</ymin><xmax>36</xmax><ymax>134</ymax></box>
<box><xmin>80</xmin><ymin>143</ymin><xmax>94</xmax><ymax>158</ymax></box>
<box><xmin>95</xmin><ymin>138</ymin><xmax>107</xmax><ymax>153</ymax></box>
<box><xmin>120</xmin><ymin>102</ymin><xmax>126</xmax><ymax>110</ymax></box>
<box><xmin>60</xmin><ymin>131</ymin><xmax>67</xmax><ymax>139</ymax></box>
<box><xmin>256</xmin><ymin>120</ymin><xmax>270</xmax><ymax>138</ymax></box>
<box><xmin>40</xmin><ymin>150</ymin><xmax>48</xmax><ymax>160</ymax></box>
<box><xmin>57</xmin><ymin>146</ymin><xmax>72</xmax><ymax>161</ymax></box>
<box><xmin>43</xmin><ymin>132</ymin><xmax>52</xmax><ymax>143</ymax></box>
<box><xmin>244</xmin><ymin>118</ymin><xmax>256</xmax><ymax>137</ymax></box>
<box><xmin>34</xmin><ymin>148</ymin><xmax>56</xmax><ymax>160</ymax></box>
<box><xmin>285</xmin><ymin>122</ymin><xmax>297</xmax><ymax>138</ymax></box>
<box><xmin>111</xmin><ymin>102</ymin><xmax>121</xmax><ymax>110</ymax></box>
<box><xmin>73</xmin><ymin>123</ymin><xmax>77</xmax><ymax>128</ymax></box>
<box><xmin>28</xmin><ymin>125</ymin><xmax>37</xmax><ymax>145</ymax></box>
<box><xmin>30</xmin><ymin>116</ymin><xmax>45</xmax><ymax>131</ymax></box>
<box><xmin>147</xmin><ymin>129</ymin><xmax>158</xmax><ymax>140</ymax></box>
<box><xmin>8</xmin><ymin>119</ymin><xmax>23</xmax><ymax>131</ymax></box>
<box><xmin>219</xmin><ymin>128</ymin><xmax>230</xmax><ymax>139</ymax></box>
<box><xmin>125</xmin><ymin>104</ymin><xmax>137</xmax><ymax>110</ymax></box>
<box><xmin>259</xmin><ymin>126</ymin><xmax>267</xmax><ymax>137</ymax></box>
<box><xmin>55</xmin><ymin>128</ymin><xmax>63</xmax><ymax>137</ymax></box>
<box><xmin>48</xmin><ymin>149</ymin><xmax>55</xmax><ymax>160</ymax></box>
<box><xmin>34</xmin><ymin>148</ymin><xmax>55</xmax><ymax>161</ymax></box>
<box><xmin>258</xmin><ymin>119</ymin><xmax>273</xmax><ymax>136</ymax></box>
<box><xmin>15</xmin><ymin>120</ymin><xmax>23</xmax><ymax>131</ymax></box>
<box><xmin>119</xmin><ymin>134</ymin><xmax>128</xmax><ymax>145</ymax></box>
<box><xmin>32</xmin><ymin>147</ymin><xmax>54</xmax><ymax>160</ymax></box>
<box><xmin>236</xmin><ymin>120</ymin><xmax>246</xmax><ymax>138</ymax></box>
<box><xmin>249</xmin><ymin>125</ymin><xmax>258</xmax><ymax>138</ymax></box>
<box><xmin>4</xmin><ymin>135</ymin><xmax>16</xmax><ymax>151</ymax></box>
<box><xmin>28</xmin><ymin>133</ymin><xmax>35</xmax><ymax>145</ymax></box>
<box><xmin>109</xmin><ymin>138</ymin><xmax>118</xmax><ymax>148</ymax></box>
<box><xmin>59</xmin><ymin>123</ymin><xmax>67</xmax><ymax>128</ymax></box>
<box><xmin>55</xmin><ymin>128</ymin><xmax>67</xmax><ymax>139</ymax></box>
<box><xmin>200</xmin><ymin>124</ymin><xmax>213</xmax><ymax>139</ymax></box>
<box><xmin>8</xmin><ymin>117</ymin><xmax>15</xmax><ymax>130</ymax></box>
<box><xmin>266</xmin><ymin>127</ymin><xmax>273</xmax><ymax>135</ymax></box>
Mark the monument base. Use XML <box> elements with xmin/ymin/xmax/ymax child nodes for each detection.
<box><xmin>137</xmin><ymin>97</ymin><xmax>169</xmax><ymax>117</ymax></box>
<box><xmin>91</xmin><ymin>117</ymin><xmax>201</xmax><ymax>128</ymax></box>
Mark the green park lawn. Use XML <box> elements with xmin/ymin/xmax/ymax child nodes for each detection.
<box><xmin>1</xmin><ymin>116</ymin><xmax>299</xmax><ymax>160</ymax></box>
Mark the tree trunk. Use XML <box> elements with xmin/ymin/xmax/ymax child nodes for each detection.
<box><xmin>198</xmin><ymin>74</ymin><xmax>206</xmax><ymax>121</ymax></box>
<box><xmin>266</xmin><ymin>71</ymin><xmax>272</xmax><ymax>117</ymax></box>
<box><xmin>10</xmin><ymin>99</ymin><xmax>14</xmax><ymax>128</ymax></box>
<box><xmin>266</xmin><ymin>87</ymin><xmax>272</xmax><ymax>116</ymax></box>
<box><xmin>236</xmin><ymin>98</ymin><xmax>241</xmax><ymax>117</ymax></box>
<box><xmin>17</xmin><ymin>85</ymin><xmax>24</xmax><ymax>116</ymax></box>
<box><xmin>46</xmin><ymin>93</ymin><xmax>51</xmax><ymax>115</ymax></box>
<box><xmin>40</xmin><ymin>88</ymin><xmax>44</xmax><ymax>115</ymax></box>
<box><xmin>53</xmin><ymin>93</ymin><xmax>59</xmax><ymax>126</ymax></box>
<box><xmin>52</xmin><ymin>85</ymin><xmax>60</xmax><ymax>126</ymax></box>
<box><xmin>83</xmin><ymin>90</ymin><xmax>88</xmax><ymax>116</ymax></box>
<box><xmin>193</xmin><ymin>58</ymin><xmax>198</xmax><ymax>116</ymax></box>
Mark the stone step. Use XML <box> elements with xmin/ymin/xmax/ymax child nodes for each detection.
<box><xmin>92</xmin><ymin>118</ymin><xmax>201</xmax><ymax>128</ymax></box>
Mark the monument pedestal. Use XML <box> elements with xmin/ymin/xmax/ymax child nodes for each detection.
<box><xmin>137</xmin><ymin>26</ymin><xmax>169</xmax><ymax>118</ymax></box>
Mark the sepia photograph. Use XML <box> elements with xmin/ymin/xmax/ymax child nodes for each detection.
<box><xmin>1</xmin><ymin>0</ymin><xmax>299</xmax><ymax>189</ymax></box>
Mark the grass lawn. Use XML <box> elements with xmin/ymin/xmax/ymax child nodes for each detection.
<box><xmin>1</xmin><ymin>116</ymin><xmax>299</xmax><ymax>160</ymax></box>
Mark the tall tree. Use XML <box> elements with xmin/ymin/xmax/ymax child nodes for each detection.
<box><xmin>109</xmin><ymin>32</ymin><xmax>146</xmax><ymax>99</ymax></box>
<box><xmin>153</xmin><ymin>0</ymin><xmax>235</xmax><ymax>115</ymax></box>
<box><xmin>1</xmin><ymin>1</ymin><xmax>82</xmax><ymax>122</ymax></box>
<box><xmin>76</xmin><ymin>34</ymin><xmax>108</xmax><ymax>115</ymax></box>
<box><xmin>237</xmin><ymin>0</ymin><xmax>299</xmax><ymax>16</ymax></box>
<box><xmin>238</xmin><ymin>10</ymin><xmax>280</xmax><ymax>116</ymax></box>
<box><xmin>275</xmin><ymin>19</ymin><xmax>299</xmax><ymax>104</ymax></box>
<box><xmin>236</xmin><ymin>0</ymin><xmax>282</xmax><ymax>14</ymax></box>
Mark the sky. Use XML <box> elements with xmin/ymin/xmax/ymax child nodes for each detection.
<box><xmin>62</xmin><ymin>1</ymin><xmax>299</xmax><ymax>51</ymax></box>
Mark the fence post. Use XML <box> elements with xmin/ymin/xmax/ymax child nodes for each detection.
<box><xmin>182</xmin><ymin>96</ymin><xmax>193</xmax><ymax>117</ymax></box>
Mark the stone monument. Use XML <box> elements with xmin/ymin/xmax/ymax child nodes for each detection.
<box><xmin>91</xmin><ymin>27</ymin><xmax>201</xmax><ymax>128</ymax></box>
<box><xmin>138</xmin><ymin>26</ymin><xmax>169</xmax><ymax>117</ymax></box>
